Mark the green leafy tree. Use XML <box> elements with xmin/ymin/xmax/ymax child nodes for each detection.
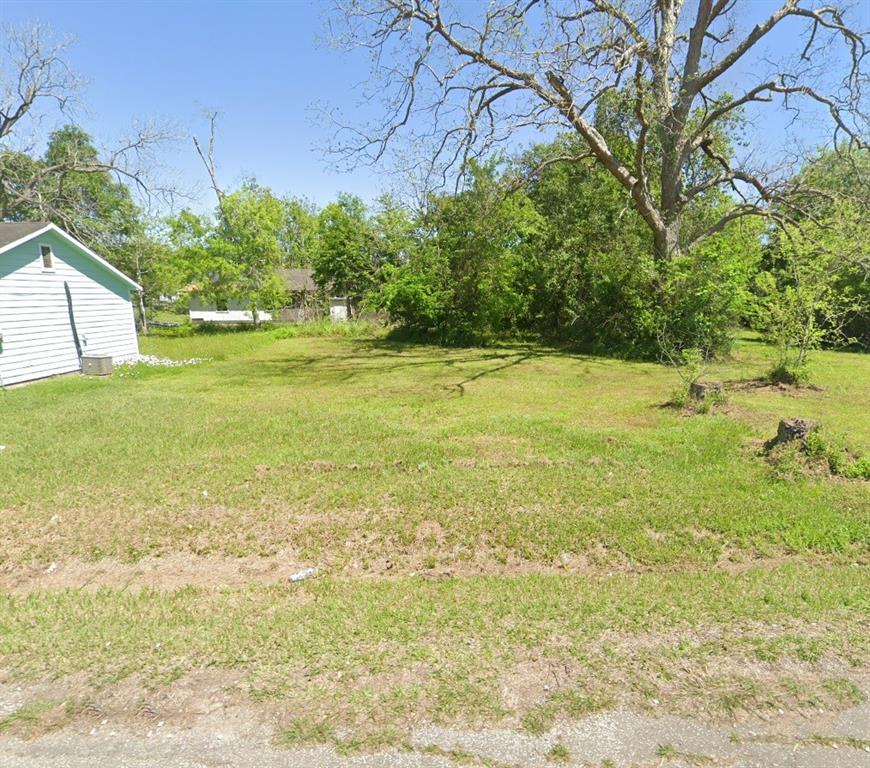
<box><xmin>516</xmin><ymin>135</ymin><xmax>654</xmax><ymax>351</ymax></box>
<box><xmin>216</xmin><ymin>182</ymin><xmax>290</xmax><ymax>325</ymax></box>
<box><xmin>40</xmin><ymin>127</ymin><xmax>141</xmax><ymax>246</ymax></box>
<box><xmin>786</xmin><ymin>149</ymin><xmax>870</xmax><ymax>347</ymax></box>
<box><xmin>166</xmin><ymin>209</ymin><xmax>220</xmax><ymax>297</ymax></box>
<box><xmin>514</xmin><ymin>133</ymin><xmax>762</xmax><ymax>356</ymax></box>
<box><xmin>754</xmin><ymin>201</ymin><xmax>866</xmax><ymax>384</ymax></box>
<box><xmin>370</xmin><ymin>194</ymin><xmax>415</xmax><ymax>268</ymax></box>
<box><xmin>749</xmin><ymin>148</ymin><xmax>869</xmax><ymax>382</ymax></box>
<box><xmin>312</xmin><ymin>193</ymin><xmax>374</xmax><ymax>317</ymax></box>
<box><xmin>168</xmin><ymin>181</ymin><xmax>291</xmax><ymax>327</ymax></box>
<box><xmin>374</xmin><ymin>162</ymin><xmax>542</xmax><ymax>343</ymax></box>
<box><xmin>283</xmin><ymin>196</ymin><xmax>320</xmax><ymax>267</ymax></box>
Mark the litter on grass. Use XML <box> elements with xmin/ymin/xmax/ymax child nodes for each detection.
<box><xmin>289</xmin><ymin>567</ymin><xmax>318</xmax><ymax>583</ymax></box>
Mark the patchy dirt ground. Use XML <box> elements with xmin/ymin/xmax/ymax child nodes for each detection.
<box><xmin>1</xmin><ymin>652</ymin><xmax>868</xmax><ymax>766</ymax></box>
<box><xmin>0</xmin><ymin>553</ymin><xmax>299</xmax><ymax>593</ymax></box>
<box><xmin>1</xmin><ymin>551</ymin><xmax>859</xmax><ymax>593</ymax></box>
<box><xmin>1</xmin><ymin>693</ymin><xmax>868</xmax><ymax>767</ymax></box>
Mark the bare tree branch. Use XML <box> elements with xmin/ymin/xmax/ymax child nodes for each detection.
<box><xmin>0</xmin><ymin>23</ymin><xmax>80</xmax><ymax>141</ymax></box>
<box><xmin>0</xmin><ymin>23</ymin><xmax>182</xmax><ymax>223</ymax></box>
<box><xmin>327</xmin><ymin>0</ymin><xmax>868</xmax><ymax>262</ymax></box>
<box><xmin>193</xmin><ymin>110</ymin><xmax>227</xmax><ymax>217</ymax></box>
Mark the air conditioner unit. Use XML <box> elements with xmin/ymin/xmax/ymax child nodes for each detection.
<box><xmin>81</xmin><ymin>355</ymin><xmax>113</xmax><ymax>376</ymax></box>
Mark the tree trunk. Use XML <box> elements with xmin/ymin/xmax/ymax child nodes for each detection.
<box><xmin>135</xmin><ymin>257</ymin><xmax>148</xmax><ymax>335</ymax></box>
<box><xmin>137</xmin><ymin>291</ymin><xmax>148</xmax><ymax>335</ymax></box>
<box><xmin>653</xmin><ymin>222</ymin><xmax>681</xmax><ymax>264</ymax></box>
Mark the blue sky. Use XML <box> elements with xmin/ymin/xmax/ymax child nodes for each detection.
<box><xmin>3</xmin><ymin>1</ymin><xmax>382</xmax><ymax>211</ymax></box>
<box><xmin>3</xmin><ymin>0</ymin><xmax>867</xmax><ymax>214</ymax></box>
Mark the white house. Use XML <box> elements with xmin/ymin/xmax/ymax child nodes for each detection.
<box><xmin>0</xmin><ymin>221</ymin><xmax>141</xmax><ymax>387</ymax></box>
<box><xmin>189</xmin><ymin>268</ymin><xmax>348</xmax><ymax>324</ymax></box>
<box><xmin>189</xmin><ymin>295</ymin><xmax>274</xmax><ymax>324</ymax></box>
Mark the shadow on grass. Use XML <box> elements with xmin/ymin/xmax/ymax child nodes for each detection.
<box><xmin>220</xmin><ymin>346</ymin><xmax>546</xmax><ymax>389</ymax></box>
<box><xmin>444</xmin><ymin>352</ymin><xmax>539</xmax><ymax>396</ymax></box>
<box><xmin>195</xmin><ymin>327</ymin><xmax>652</xmax><ymax>393</ymax></box>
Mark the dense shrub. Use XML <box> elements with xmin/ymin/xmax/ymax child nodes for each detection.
<box><xmin>373</xmin><ymin>146</ymin><xmax>762</xmax><ymax>356</ymax></box>
<box><xmin>370</xmin><ymin>162</ymin><xmax>541</xmax><ymax>345</ymax></box>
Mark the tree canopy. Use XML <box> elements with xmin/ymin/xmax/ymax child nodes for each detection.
<box><xmin>329</xmin><ymin>0</ymin><xmax>867</xmax><ymax>264</ymax></box>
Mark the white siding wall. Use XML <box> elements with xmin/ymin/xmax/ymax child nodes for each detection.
<box><xmin>0</xmin><ymin>232</ymin><xmax>139</xmax><ymax>386</ymax></box>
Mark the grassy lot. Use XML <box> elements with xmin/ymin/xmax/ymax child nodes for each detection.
<box><xmin>0</xmin><ymin>329</ymin><xmax>867</xmax><ymax>745</ymax></box>
<box><xmin>1</xmin><ymin>330</ymin><xmax>866</xmax><ymax>566</ymax></box>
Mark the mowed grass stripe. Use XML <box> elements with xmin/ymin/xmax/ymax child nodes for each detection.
<box><xmin>1</xmin><ymin>564</ymin><xmax>866</xmax><ymax>682</ymax></box>
<box><xmin>0</xmin><ymin>332</ymin><xmax>867</xmax><ymax>567</ymax></box>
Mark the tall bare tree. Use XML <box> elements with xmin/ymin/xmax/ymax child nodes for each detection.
<box><xmin>329</xmin><ymin>0</ymin><xmax>867</xmax><ymax>262</ymax></box>
<box><xmin>0</xmin><ymin>23</ymin><xmax>177</xmax><ymax>223</ymax></box>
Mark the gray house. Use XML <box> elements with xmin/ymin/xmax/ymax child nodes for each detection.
<box><xmin>0</xmin><ymin>222</ymin><xmax>140</xmax><ymax>386</ymax></box>
<box><xmin>189</xmin><ymin>267</ymin><xmax>341</xmax><ymax>324</ymax></box>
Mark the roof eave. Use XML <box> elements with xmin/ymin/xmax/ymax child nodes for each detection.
<box><xmin>0</xmin><ymin>223</ymin><xmax>141</xmax><ymax>291</ymax></box>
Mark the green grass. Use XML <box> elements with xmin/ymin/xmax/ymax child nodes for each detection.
<box><xmin>0</xmin><ymin>701</ymin><xmax>57</xmax><ymax>736</ymax></box>
<box><xmin>147</xmin><ymin>308</ymin><xmax>188</xmax><ymax>325</ymax></box>
<box><xmin>0</xmin><ymin>565</ymin><xmax>866</xmax><ymax>732</ymax></box>
<box><xmin>656</xmin><ymin>743</ymin><xmax>714</xmax><ymax>765</ymax></box>
<box><xmin>547</xmin><ymin>742</ymin><xmax>571</xmax><ymax>764</ymax></box>
<box><xmin>0</xmin><ymin>329</ymin><xmax>867</xmax><ymax>741</ymax></box>
<box><xmin>0</xmin><ymin>331</ymin><xmax>866</xmax><ymax>566</ymax></box>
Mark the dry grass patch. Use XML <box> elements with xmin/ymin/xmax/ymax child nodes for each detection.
<box><xmin>0</xmin><ymin>565</ymin><xmax>867</xmax><ymax>745</ymax></box>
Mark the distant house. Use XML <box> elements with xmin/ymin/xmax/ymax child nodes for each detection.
<box><xmin>0</xmin><ymin>221</ymin><xmax>140</xmax><ymax>386</ymax></box>
<box><xmin>189</xmin><ymin>268</ymin><xmax>346</xmax><ymax>324</ymax></box>
<box><xmin>273</xmin><ymin>268</ymin><xmax>321</xmax><ymax>323</ymax></box>
<box><xmin>189</xmin><ymin>294</ymin><xmax>274</xmax><ymax>324</ymax></box>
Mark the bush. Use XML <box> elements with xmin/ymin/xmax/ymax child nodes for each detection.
<box><xmin>768</xmin><ymin>361</ymin><xmax>810</xmax><ymax>387</ymax></box>
<box><xmin>803</xmin><ymin>430</ymin><xmax>870</xmax><ymax>479</ymax></box>
<box><xmin>149</xmin><ymin>322</ymin><xmax>197</xmax><ymax>338</ymax></box>
<box><xmin>666</xmin><ymin>347</ymin><xmax>707</xmax><ymax>407</ymax></box>
<box><xmin>768</xmin><ymin>426</ymin><xmax>869</xmax><ymax>480</ymax></box>
<box><xmin>845</xmin><ymin>456</ymin><xmax>870</xmax><ymax>480</ymax></box>
<box><xmin>370</xmin><ymin>162</ymin><xmax>540</xmax><ymax>346</ymax></box>
<box><xmin>752</xmin><ymin>204</ymin><xmax>865</xmax><ymax>384</ymax></box>
<box><xmin>373</xmin><ymin>152</ymin><xmax>761</xmax><ymax>357</ymax></box>
<box><xmin>272</xmin><ymin>319</ymin><xmax>385</xmax><ymax>339</ymax></box>
<box><xmin>149</xmin><ymin>321</ymin><xmax>275</xmax><ymax>338</ymax></box>
<box><xmin>369</xmin><ymin>263</ymin><xmax>449</xmax><ymax>337</ymax></box>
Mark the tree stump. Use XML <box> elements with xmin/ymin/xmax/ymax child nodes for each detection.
<box><xmin>689</xmin><ymin>381</ymin><xmax>723</xmax><ymax>400</ymax></box>
<box><xmin>765</xmin><ymin>418</ymin><xmax>819</xmax><ymax>452</ymax></box>
<box><xmin>776</xmin><ymin>418</ymin><xmax>819</xmax><ymax>443</ymax></box>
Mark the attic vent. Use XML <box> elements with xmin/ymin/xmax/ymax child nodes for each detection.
<box><xmin>40</xmin><ymin>244</ymin><xmax>53</xmax><ymax>269</ymax></box>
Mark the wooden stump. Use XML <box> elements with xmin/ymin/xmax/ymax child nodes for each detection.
<box><xmin>764</xmin><ymin>418</ymin><xmax>819</xmax><ymax>452</ymax></box>
<box><xmin>689</xmin><ymin>381</ymin><xmax>723</xmax><ymax>400</ymax></box>
<box><xmin>776</xmin><ymin>418</ymin><xmax>819</xmax><ymax>444</ymax></box>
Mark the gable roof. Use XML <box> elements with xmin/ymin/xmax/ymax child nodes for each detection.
<box><xmin>0</xmin><ymin>221</ymin><xmax>141</xmax><ymax>291</ymax></box>
<box><xmin>0</xmin><ymin>221</ymin><xmax>53</xmax><ymax>248</ymax></box>
<box><xmin>277</xmin><ymin>267</ymin><xmax>317</xmax><ymax>292</ymax></box>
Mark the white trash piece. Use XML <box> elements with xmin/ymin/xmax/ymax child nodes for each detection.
<box><xmin>289</xmin><ymin>567</ymin><xmax>318</xmax><ymax>583</ymax></box>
